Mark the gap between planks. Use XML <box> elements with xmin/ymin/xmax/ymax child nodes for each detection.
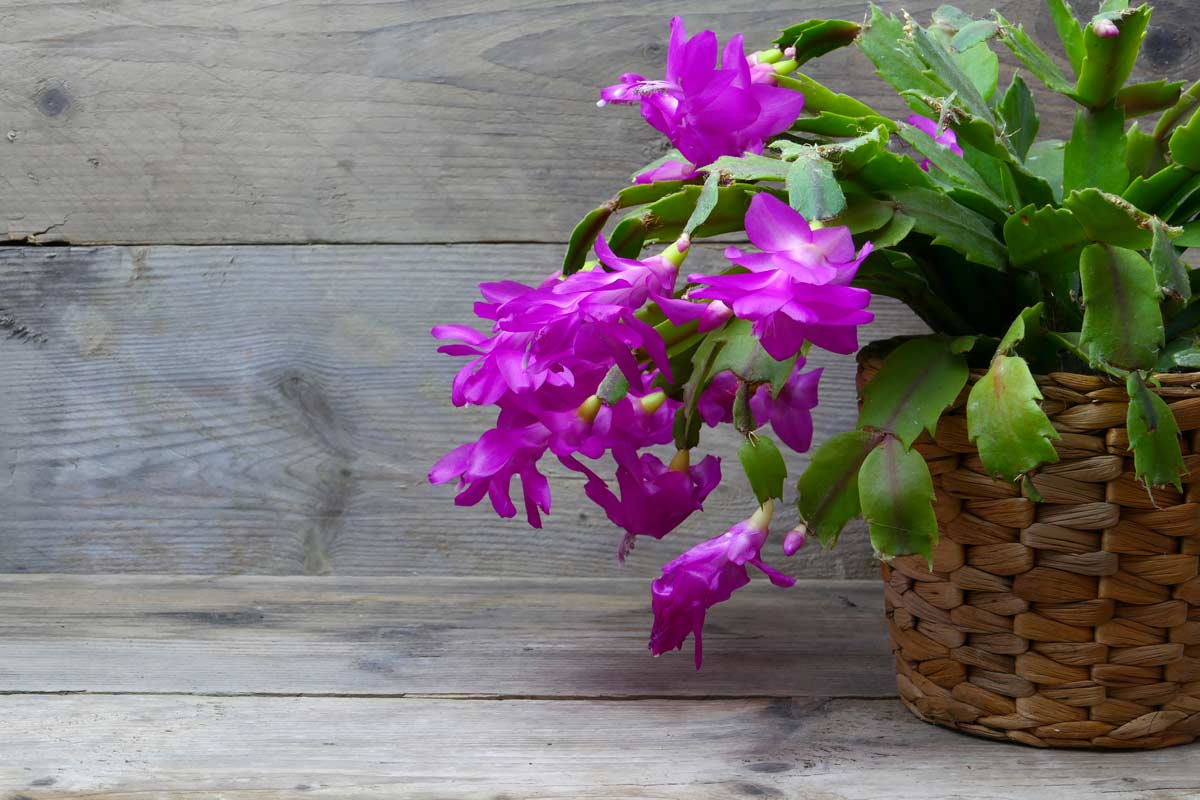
<box><xmin>0</xmin><ymin>690</ymin><xmax>889</xmax><ymax>701</ymax></box>
<box><xmin>1</xmin><ymin>239</ymin><xmax>723</xmax><ymax>247</ymax></box>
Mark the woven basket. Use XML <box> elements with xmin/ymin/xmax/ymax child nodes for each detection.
<box><xmin>858</xmin><ymin>352</ymin><xmax>1200</xmax><ymax>750</ymax></box>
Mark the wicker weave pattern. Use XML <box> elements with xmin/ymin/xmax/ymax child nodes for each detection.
<box><xmin>860</xmin><ymin>356</ymin><xmax>1200</xmax><ymax>750</ymax></box>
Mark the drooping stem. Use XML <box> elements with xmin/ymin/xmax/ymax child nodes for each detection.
<box><xmin>1045</xmin><ymin>331</ymin><xmax>1130</xmax><ymax>381</ymax></box>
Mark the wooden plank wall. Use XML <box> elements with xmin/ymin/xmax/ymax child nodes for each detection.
<box><xmin>0</xmin><ymin>0</ymin><xmax>1194</xmax><ymax>575</ymax></box>
<box><xmin>0</xmin><ymin>246</ymin><xmax>925</xmax><ymax>575</ymax></box>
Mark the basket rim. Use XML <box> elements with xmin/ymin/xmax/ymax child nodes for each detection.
<box><xmin>857</xmin><ymin>337</ymin><xmax>1200</xmax><ymax>390</ymax></box>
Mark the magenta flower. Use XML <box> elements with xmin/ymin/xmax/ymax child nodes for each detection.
<box><xmin>695</xmin><ymin>359</ymin><xmax>823</xmax><ymax>453</ymax></box>
<box><xmin>1093</xmin><ymin>17</ymin><xmax>1119</xmax><ymax>38</ymax></box>
<box><xmin>429</xmin><ymin>423</ymin><xmax>553</xmax><ymax>527</ymax></box>
<box><xmin>649</xmin><ymin>504</ymin><xmax>794</xmax><ymax>668</ymax></box>
<box><xmin>725</xmin><ymin>192</ymin><xmax>871</xmax><ymax>284</ymax></box>
<box><xmin>599</xmin><ymin>17</ymin><xmax>806</xmax><ymax>182</ymax></box>
<box><xmin>590</xmin><ymin>235</ymin><xmax>683</xmax><ymax>309</ymax></box>
<box><xmin>655</xmin><ymin>295</ymin><xmax>734</xmax><ymax>333</ymax></box>
<box><xmin>432</xmin><ymin>234</ymin><xmax>697</xmax><ymax>528</ymax></box>
<box><xmin>566</xmin><ymin>449</ymin><xmax>722</xmax><ymax>559</ymax></box>
<box><xmin>433</xmin><ymin>235</ymin><xmax>683</xmax><ymax>410</ymax></box>
<box><xmin>697</xmin><ymin>370</ymin><xmax>740</xmax><ymax>427</ymax></box>
<box><xmin>906</xmin><ymin>114</ymin><xmax>964</xmax><ymax>171</ymax></box>
<box><xmin>545</xmin><ymin>386</ymin><xmax>678</xmax><ymax>461</ymax></box>
<box><xmin>750</xmin><ymin>362</ymin><xmax>822</xmax><ymax>453</ymax></box>
<box><xmin>688</xmin><ymin>193</ymin><xmax>874</xmax><ymax>359</ymax></box>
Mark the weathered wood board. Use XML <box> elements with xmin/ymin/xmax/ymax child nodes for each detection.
<box><xmin>5</xmin><ymin>694</ymin><xmax>1197</xmax><ymax>800</ymax></box>
<box><xmin>0</xmin><ymin>576</ymin><xmax>893</xmax><ymax>696</ymax></box>
<box><xmin>0</xmin><ymin>0</ymin><xmax>1193</xmax><ymax>244</ymax></box>
<box><xmin>0</xmin><ymin>246</ymin><xmax>927</xmax><ymax>576</ymax></box>
<box><xmin>0</xmin><ymin>575</ymin><xmax>1195</xmax><ymax>799</ymax></box>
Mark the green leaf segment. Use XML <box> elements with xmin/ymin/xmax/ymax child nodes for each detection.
<box><xmin>859</xmin><ymin>436</ymin><xmax>940</xmax><ymax>563</ymax></box>
<box><xmin>796</xmin><ymin>338</ymin><xmax>967</xmax><ymax>559</ymax></box>
<box><xmin>967</xmin><ymin>305</ymin><xmax>1061</xmax><ymax>481</ymax></box>
<box><xmin>858</xmin><ymin>338</ymin><xmax>970</xmax><ymax>448</ymax></box>
<box><xmin>1126</xmin><ymin>373</ymin><xmax>1187</xmax><ymax>490</ymax></box>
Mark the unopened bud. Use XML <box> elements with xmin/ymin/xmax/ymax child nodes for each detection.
<box><xmin>783</xmin><ymin>527</ymin><xmax>808</xmax><ymax>557</ymax></box>
<box><xmin>773</xmin><ymin>58</ymin><xmax>799</xmax><ymax>75</ymax></box>
<box><xmin>577</xmin><ymin>395</ymin><xmax>602</xmax><ymax>423</ymax></box>
<box><xmin>1093</xmin><ymin>18</ymin><xmax>1119</xmax><ymax>38</ymax></box>
<box><xmin>639</xmin><ymin>390</ymin><xmax>668</xmax><ymax>414</ymax></box>
<box><xmin>669</xmin><ymin>449</ymin><xmax>691</xmax><ymax>472</ymax></box>
<box><xmin>783</xmin><ymin>46</ymin><xmax>797</xmax><ymax>59</ymax></box>
<box><xmin>706</xmin><ymin>300</ymin><xmax>734</xmax><ymax>327</ymax></box>
<box><xmin>750</xmin><ymin>62</ymin><xmax>778</xmax><ymax>85</ymax></box>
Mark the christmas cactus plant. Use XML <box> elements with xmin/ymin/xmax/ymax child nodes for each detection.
<box><xmin>432</xmin><ymin>1</ymin><xmax>1197</xmax><ymax>668</ymax></box>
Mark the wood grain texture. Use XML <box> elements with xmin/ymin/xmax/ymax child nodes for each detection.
<box><xmin>5</xmin><ymin>694</ymin><xmax>1198</xmax><ymax>800</ymax></box>
<box><xmin>0</xmin><ymin>245</ymin><xmax>927</xmax><ymax>576</ymax></box>
<box><xmin>0</xmin><ymin>576</ymin><xmax>893</xmax><ymax>696</ymax></box>
<box><xmin>1</xmin><ymin>0</ymin><xmax>1194</xmax><ymax>244</ymax></box>
<box><xmin>0</xmin><ymin>575</ymin><xmax>1194</xmax><ymax>798</ymax></box>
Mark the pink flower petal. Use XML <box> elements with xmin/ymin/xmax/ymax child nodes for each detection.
<box><xmin>744</xmin><ymin>192</ymin><xmax>812</xmax><ymax>251</ymax></box>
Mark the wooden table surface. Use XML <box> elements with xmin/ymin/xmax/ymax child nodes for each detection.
<box><xmin>2</xmin><ymin>575</ymin><xmax>1197</xmax><ymax>799</ymax></box>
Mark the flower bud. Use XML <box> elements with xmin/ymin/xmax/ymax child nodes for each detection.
<box><xmin>783</xmin><ymin>526</ymin><xmax>808</xmax><ymax>557</ymax></box>
<box><xmin>1093</xmin><ymin>18</ymin><xmax>1119</xmax><ymax>38</ymax></box>
<box><xmin>751</xmin><ymin>63</ymin><xmax>779</xmax><ymax>84</ymax></box>
<box><xmin>704</xmin><ymin>299</ymin><xmax>734</xmax><ymax>328</ymax></box>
